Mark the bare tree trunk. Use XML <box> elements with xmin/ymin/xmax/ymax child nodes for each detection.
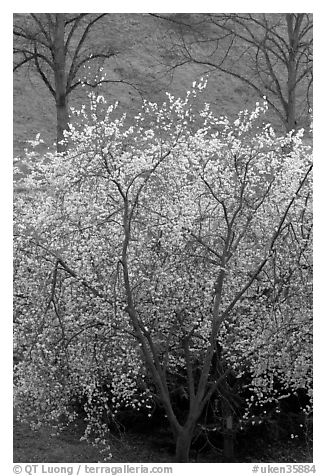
<box><xmin>56</xmin><ymin>98</ymin><xmax>69</xmax><ymax>152</ymax></box>
<box><xmin>286</xmin><ymin>13</ymin><xmax>301</xmax><ymax>132</ymax></box>
<box><xmin>286</xmin><ymin>66</ymin><xmax>296</xmax><ymax>132</ymax></box>
<box><xmin>53</xmin><ymin>14</ymin><xmax>69</xmax><ymax>152</ymax></box>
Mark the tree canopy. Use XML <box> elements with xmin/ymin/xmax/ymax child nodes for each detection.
<box><xmin>14</xmin><ymin>82</ymin><xmax>312</xmax><ymax>462</ymax></box>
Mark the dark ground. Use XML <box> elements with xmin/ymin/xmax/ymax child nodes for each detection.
<box><xmin>13</xmin><ymin>420</ymin><xmax>312</xmax><ymax>464</ymax></box>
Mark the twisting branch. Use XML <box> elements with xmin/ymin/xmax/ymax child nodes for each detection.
<box><xmin>221</xmin><ymin>163</ymin><xmax>313</xmax><ymax>320</ymax></box>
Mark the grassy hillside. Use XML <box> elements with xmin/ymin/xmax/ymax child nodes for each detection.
<box><xmin>13</xmin><ymin>13</ymin><xmax>268</xmax><ymax>157</ymax></box>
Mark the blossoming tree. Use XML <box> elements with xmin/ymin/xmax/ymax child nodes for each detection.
<box><xmin>14</xmin><ymin>82</ymin><xmax>312</xmax><ymax>462</ymax></box>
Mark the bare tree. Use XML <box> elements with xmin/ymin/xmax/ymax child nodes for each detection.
<box><xmin>152</xmin><ymin>13</ymin><xmax>313</xmax><ymax>132</ymax></box>
<box><xmin>14</xmin><ymin>13</ymin><xmax>117</xmax><ymax>151</ymax></box>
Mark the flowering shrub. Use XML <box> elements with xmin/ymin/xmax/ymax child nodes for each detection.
<box><xmin>14</xmin><ymin>81</ymin><xmax>312</xmax><ymax>461</ymax></box>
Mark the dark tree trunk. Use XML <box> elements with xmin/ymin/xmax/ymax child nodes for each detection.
<box><xmin>175</xmin><ymin>428</ymin><xmax>194</xmax><ymax>462</ymax></box>
<box><xmin>56</xmin><ymin>99</ymin><xmax>69</xmax><ymax>152</ymax></box>
<box><xmin>286</xmin><ymin>13</ymin><xmax>302</xmax><ymax>133</ymax></box>
<box><xmin>222</xmin><ymin>400</ymin><xmax>235</xmax><ymax>462</ymax></box>
<box><xmin>286</xmin><ymin>51</ymin><xmax>297</xmax><ymax>133</ymax></box>
<box><xmin>53</xmin><ymin>14</ymin><xmax>69</xmax><ymax>152</ymax></box>
<box><xmin>223</xmin><ymin>415</ymin><xmax>235</xmax><ymax>461</ymax></box>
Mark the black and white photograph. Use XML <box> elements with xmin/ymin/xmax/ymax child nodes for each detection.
<box><xmin>11</xmin><ymin>4</ymin><xmax>316</xmax><ymax>473</ymax></box>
